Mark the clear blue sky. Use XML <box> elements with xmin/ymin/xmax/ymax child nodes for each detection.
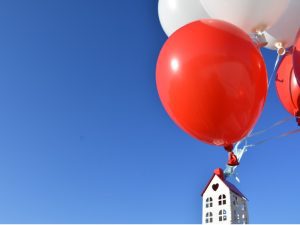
<box><xmin>0</xmin><ymin>0</ymin><xmax>298</xmax><ymax>223</ymax></box>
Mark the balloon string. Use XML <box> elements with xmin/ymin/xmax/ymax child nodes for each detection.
<box><xmin>224</xmin><ymin>140</ymin><xmax>248</xmax><ymax>178</ymax></box>
<box><xmin>268</xmin><ymin>53</ymin><xmax>281</xmax><ymax>88</ymax></box>
<box><xmin>225</xmin><ymin>55</ymin><xmax>285</xmax><ymax>179</ymax></box>
<box><xmin>225</xmin><ymin>116</ymin><xmax>291</xmax><ymax>174</ymax></box>
<box><xmin>224</xmin><ymin>127</ymin><xmax>300</xmax><ymax>178</ymax></box>
<box><xmin>248</xmin><ymin>128</ymin><xmax>300</xmax><ymax>147</ymax></box>
<box><xmin>247</xmin><ymin>116</ymin><xmax>293</xmax><ymax>138</ymax></box>
<box><xmin>241</xmin><ymin>52</ymin><xmax>280</xmax><ymax>145</ymax></box>
<box><xmin>224</xmin><ymin>115</ymin><xmax>295</xmax><ymax>178</ymax></box>
<box><xmin>245</xmin><ymin>54</ymin><xmax>284</xmax><ymax>142</ymax></box>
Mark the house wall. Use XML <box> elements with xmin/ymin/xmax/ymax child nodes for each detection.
<box><xmin>230</xmin><ymin>192</ymin><xmax>249</xmax><ymax>224</ymax></box>
<box><xmin>202</xmin><ymin>175</ymin><xmax>232</xmax><ymax>224</ymax></box>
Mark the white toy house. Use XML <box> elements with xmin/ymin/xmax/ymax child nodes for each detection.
<box><xmin>201</xmin><ymin>168</ymin><xmax>249</xmax><ymax>224</ymax></box>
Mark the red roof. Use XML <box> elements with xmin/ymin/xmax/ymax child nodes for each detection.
<box><xmin>201</xmin><ymin>168</ymin><xmax>247</xmax><ymax>199</ymax></box>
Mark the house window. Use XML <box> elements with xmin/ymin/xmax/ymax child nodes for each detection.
<box><xmin>219</xmin><ymin>209</ymin><xmax>227</xmax><ymax>222</ymax></box>
<box><xmin>218</xmin><ymin>194</ymin><xmax>226</xmax><ymax>205</ymax></box>
<box><xmin>234</xmin><ymin>210</ymin><xmax>238</xmax><ymax>219</ymax></box>
<box><xmin>205</xmin><ymin>212</ymin><xmax>213</xmax><ymax>223</ymax></box>
<box><xmin>242</xmin><ymin>214</ymin><xmax>247</xmax><ymax>224</ymax></box>
<box><xmin>206</xmin><ymin>197</ymin><xmax>213</xmax><ymax>208</ymax></box>
<box><xmin>241</xmin><ymin>204</ymin><xmax>245</xmax><ymax>211</ymax></box>
<box><xmin>237</xmin><ymin>213</ymin><xmax>240</xmax><ymax>220</ymax></box>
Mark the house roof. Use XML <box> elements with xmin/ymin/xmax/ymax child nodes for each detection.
<box><xmin>201</xmin><ymin>168</ymin><xmax>247</xmax><ymax>200</ymax></box>
<box><xmin>224</xmin><ymin>180</ymin><xmax>247</xmax><ymax>200</ymax></box>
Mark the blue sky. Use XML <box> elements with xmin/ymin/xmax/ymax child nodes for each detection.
<box><xmin>0</xmin><ymin>0</ymin><xmax>298</xmax><ymax>223</ymax></box>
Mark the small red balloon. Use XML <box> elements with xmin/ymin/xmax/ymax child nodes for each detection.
<box><xmin>293</xmin><ymin>30</ymin><xmax>300</xmax><ymax>83</ymax></box>
<box><xmin>156</xmin><ymin>19</ymin><xmax>267</xmax><ymax>148</ymax></box>
<box><xmin>276</xmin><ymin>52</ymin><xmax>300</xmax><ymax>120</ymax></box>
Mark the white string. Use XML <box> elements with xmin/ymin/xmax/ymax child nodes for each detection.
<box><xmin>248</xmin><ymin>116</ymin><xmax>293</xmax><ymax>138</ymax></box>
<box><xmin>224</xmin><ymin>52</ymin><xmax>283</xmax><ymax>179</ymax></box>
<box><xmin>224</xmin><ymin>127</ymin><xmax>300</xmax><ymax>179</ymax></box>
<box><xmin>268</xmin><ymin>53</ymin><xmax>281</xmax><ymax>87</ymax></box>
<box><xmin>251</xmin><ymin>128</ymin><xmax>300</xmax><ymax>146</ymax></box>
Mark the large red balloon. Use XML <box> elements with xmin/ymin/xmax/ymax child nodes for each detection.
<box><xmin>156</xmin><ymin>19</ymin><xmax>267</xmax><ymax>148</ymax></box>
<box><xmin>276</xmin><ymin>52</ymin><xmax>300</xmax><ymax>118</ymax></box>
<box><xmin>293</xmin><ymin>30</ymin><xmax>300</xmax><ymax>83</ymax></box>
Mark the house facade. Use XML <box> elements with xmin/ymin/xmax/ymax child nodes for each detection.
<box><xmin>202</xmin><ymin>168</ymin><xmax>249</xmax><ymax>224</ymax></box>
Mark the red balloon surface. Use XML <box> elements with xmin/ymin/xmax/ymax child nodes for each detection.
<box><xmin>293</xmin><ymin>30</ymin><xmax>300</xmax><ymax>83</ymax></box>
<box><xmin>156</xmin><ymin>19</ymin><xmax>267</xmax><ymax>147</ymax></box>
<box><xmin>276</xmin><ymin>52</ymin><xmax>300</xmax><ymax>116</ymax></box>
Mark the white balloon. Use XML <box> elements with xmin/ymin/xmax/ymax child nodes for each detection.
<box><xmin>200</xmin><ymin>0</ymin><xmax>289</xmax><ymax>34</ymax></box>
<box><xmin>265</xmin><ymin>0</ymin><xmax>300</xmax><ymax>50</ymax></box>
<box><xmin>158</xmin><ymin>0</ymin><xmax>209</xmax><ymax>37</ymax></box>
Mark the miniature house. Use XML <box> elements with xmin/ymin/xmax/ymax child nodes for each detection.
<box><xmin>201</xmin><ymin>168</ymin><xmax>249</xmax><ymax>224</ymax></box>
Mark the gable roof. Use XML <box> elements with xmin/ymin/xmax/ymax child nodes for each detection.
<box><xmin>224</xmin><ymin>180</ymin><xmax>247</xmax><ymax>200</ymax></box>
<box><xmin>201</xmin><ymin>168</ymin><xmax>247</xmax><ymax>200</ymax></box>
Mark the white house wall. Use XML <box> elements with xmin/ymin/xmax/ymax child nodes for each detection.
<box><xmin>202</xmin><ymin>175</ymin><xmax>232</xmax><ymax>224</ymax></box>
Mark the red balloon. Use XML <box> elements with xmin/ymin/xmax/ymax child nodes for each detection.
<box><xmin>276</xmin><ymin>52</ymin><xmax>300</xmax><ymax>118</ymax></box>
<box><xmin>156</xmin><ymin>19</ymin><xmax>267</xmax><ymax>148</ymax></box>
<box><xmin>293</xmin><ymin>30</ymin><xmax>300</xmax><ymax>83</ymax></box>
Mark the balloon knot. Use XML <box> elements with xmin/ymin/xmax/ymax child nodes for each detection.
<box><xmin>297</xmin><ymin>117</ymin><xmax>300</xmax><ymax>126</ymax></box>
<box><xmin>295</xmin><ymin>111</ymin><xmax>300</xmax><ymax>126</ymax></box>
<box><xmin>224</xmin><ymin>144</ymin><xmax>234</xmax><ymax>152</ymax></box>
<box><xmin>250</xmin><ymin>32</ymin><xmax>267</xmax><ymax>48</ymax></box>
<box><xmin>275</xmin><ymin>42</ymin><xmax>286</xmax><ymax>56</ymax></box>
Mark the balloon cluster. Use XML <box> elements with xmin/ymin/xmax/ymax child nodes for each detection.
<box><xmin>156</xmin><ymin>0</ymin><xmax>300</xmax><ymax>167</ymax></box>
